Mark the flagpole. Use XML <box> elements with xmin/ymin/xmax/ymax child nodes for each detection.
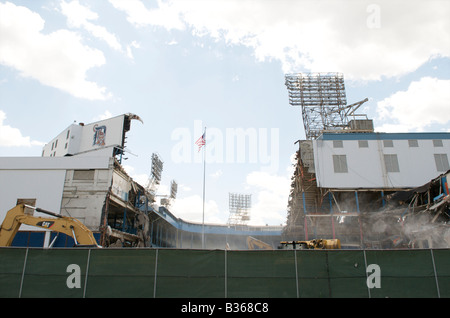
<box><xmin>201</xmin><ymin>127</ymin><xmax>206</xmax><ymax>249</ymax></box>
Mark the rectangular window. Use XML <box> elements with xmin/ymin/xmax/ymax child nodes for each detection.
<box><xmin>333</xmin><ymin>155</ymin><xmax>348</xmax><ymax>173</ymax></box>
<box><xmin>433</xmin><ymin>139</ymin><xmax>443</xmax><ymax>147</ymax></box>
<box><xmin>384</xmin><ymin>154</ymin><xmax>400</xmax><ymax>172</ymax></box>
<box><xmin>358</xmin><ymin>140</ymin><xmax>369</xmax><ymax>148</ymax></box>
<box><xmin>408</xmin><ymin>139</ymin><xmax>418</xmax><ymax>147</ymax></box>
<box><xmin>383</xmin><ymin>140</ymin><xmax>393</xmax><ymax>147</ymax></box>
<box><xmin>73</xmin><ymin>170</ymin><xmax>95</xmax><ymax>180</ymax></box>
<box><xmin>333</xmin><ymin>140</ymin><xmax>343</xmax><ymax>148</ymax></box>
<box><xmin>434</xmin><ymin>154</ymin><xmax>450</xmax><ymax>172</ymax></box>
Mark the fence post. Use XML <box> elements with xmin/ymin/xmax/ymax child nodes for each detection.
<box><xmin>224</xmin><ymin>249</ymin><xmax>227</xmax><ymax>298</ymax></box>
<box><xmin>18</xmin><ymin>248</ymin><xmax>29</xmax><ymax>298</ymax></box>
<box><xmin>363</xmin><ymin>249</ymin><xmax>371</xmax><ymax>298</ymax></box>
<box><xmin>82</xmin><ymin>248</ymin><xmax>92</xmax><ymax>298</ymax></box>
<box><xmin>294</xmin><ymin>250</ymin><xmax>299</xmax><ymax>298</ymax></box>
<box><xmin>153</xmin><ymin>249</ymin><xmax>159</xmax><ymax>298</ymax></box>
<box><xmin>430</xmin><ymin>249</ymin><xmax>441</xmax><ymax>298</ymax></box>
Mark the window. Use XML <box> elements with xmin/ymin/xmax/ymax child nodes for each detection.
<box><xmin>384</xmin><ymin>154</ymin><xmax>400</xmax><ymax>172</ymax></box>
<box><xmin>433</xmin><ymin>140</ymin><xmax>443</xmax><ymax>147</ymax></box>
<box><xmin>73</xmin><ymin>170</ymin><xmax>95</xmax><ymax>180</ymax></box>
<box><xmin>383</xmin><ymin>140</ymin><xmax>393</xmax><ymax>147</ymax></box>
<box><xmin>358</xmin><ymin>140</ymin><xmax>369</xmax><ymax>148</ymax></box>
<box><xmin>333</xmin><ymin>140</ymin><xmax>343</xmax><ymax>148</ymax></box>
<box><xmin>408</xmin><ymin>140</ymin><xmax>418</xmax><ymax>147</ymax></box>
<box><xmin>333</xmin><ymin>155</ymin><xmax>348</xmax><ymax>173</ymax></box>
<box><xmin>434</xmin><ymin>154</ymin><xmax>450</xmax><ymax>172</ymax></box>
<box><xmin>66</xmin><ymin>130</ymin><xmax>70</xmax><ymax>139</ymax></box>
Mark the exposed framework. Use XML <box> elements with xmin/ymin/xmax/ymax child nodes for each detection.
<box><xmin>285</xmin><ymin>73</ymin><xmax>346</xmax><ymax>139</ymax></box>
<box><xmin>285</xmin><ymin>73</ymin><xmax>369</xmax><ymax>139</ymax></box>
<box><xmin>228</xmin><ymin>193</ymin><xmax>251</xmax><ymax>225</ymax></box>
<box><xmin>284</xmin><ymin>140</ymin><xmax>450</xmax><ymax>249</ymax></box>
<box><xmin>284</xmin><ymin>72</ymin><xmax>375</xmax><ymax>246</ymax></box>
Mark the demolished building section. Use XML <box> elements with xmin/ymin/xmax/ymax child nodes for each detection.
<box><xmin>285</xmin><ymin>143</ymin><xmax>450</xmax><ymax>249</ymax></box>
<box><xmin>50</xmin><ymin>113</ymin><xmax>151</xmax><ymax>247</ymax></box>
<box><xmin>284</xmin><ymin>73</ymin><xmax>450</xmax><ymax>249</ymax></box>
<box><xmin>59</xmin><ymin>158</ymin><xmax>150</xmax><ymax>247</ymax></box>
<box><xmin>0</xmin><ymin>114</ymin><xmax>152</xmax><ymax>247</ymax></box>
<box><xmin>0</xmin><ymin>113</ymin><xmax>283</xmax><ymax>249</ymax></box>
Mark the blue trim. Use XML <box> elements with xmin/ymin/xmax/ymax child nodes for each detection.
<box><xmin>443</xmin><ymin>176</ymin><xmax>448</xmax><ymax>195</ymax></box>
<box><xmin>319</xmin><ymin>132</ymin><xmax>450</xmax><ymax>141</ymax></box>
<box><xmin>141</xmin><ymin>205</ymin><xmax>282</xmax><ymax>236</ymax></box>
<box><xmin>355</xmin><ymin>191</ymin><xmax>360</xmax><ymax>213</ymax></box>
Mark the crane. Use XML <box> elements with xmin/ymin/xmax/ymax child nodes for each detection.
<box><xmin>0</xmin><ymin>204</ymin><xmax>99</xmax><ymax>247</ymax></box>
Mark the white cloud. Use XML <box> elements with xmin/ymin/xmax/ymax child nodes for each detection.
<box><xmin>171</xmin><ymin>195</ymin><xmax>223</xmax><ymax>224</ymax></box>
<box><xmin>376</xmin><ymin>77</ymin><xmax>450</xmax><ymax>132</ymax></box>
<box><xmin>111</xmin><ymin>0</ymin><xmax>450</xmax><ymax>81</ymax></box>
<box><xmin>0</xmin><ymin>2</ymin><xmax>111</xmax><ymax>100</ymax></box>
<box><xmin>108</xmin><ymin>0</ymin><xmax>184</xmax><ymax>30</ymax></box>
<box><xmin>94</xmin><ymin>110</ymin><xmax>113</xmax><ymax>121</ymax></box>
<box><xmin>122</xmin><ymin>164</ymin><xmax>149</xmax><ymax>188</ymax></box>
<box><xmin>126</xmin><ymin>41</ymin><xmax>141</xmax><ymax>59</ymax></box>
<box><xmin>180</xmin><ymin>184</ymin><xmax>192</xmax><ymax>192</ymax></box>
<box><xmin>0</xmin><ymin>110</ymin><xmax>44</xmax><ymax>147</ymax></box>
<box><xmin>245</xmin><ymin>170</ymin><xmax>290</xmax><ymax>226</ymax></box>
<box><xmin>167</xmin><ymin>168</ymin><xmax>292</xmax><ymax>226</ymax></box>
<box><xmin>166</xmin><ymin>40</ymin><xmax>178</xmax><ymax>46</ymax></box>
<box><xmin>210</xmin><ymin>169</ymin><xmax>223</xmax><ymax>178</ymax></box>
<box><xmin>60</xmin><ymin>0</ymin><xmax>122</xmax><ymax>52</ymax></box>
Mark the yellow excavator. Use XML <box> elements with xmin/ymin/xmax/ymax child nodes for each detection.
<box><xmin>246</xmin><ymin>236</ymin><xmax>274</xmax><ymax>250</ymax></box>
<box><xmin>247</xmin><ymin>236</ymin><xmax>341</xmax><ymax>250</ymax></box>
<box><xmin>0</xmin><ymin>204</ymin><xmax>99</xmax><ymax>247</ymax></box>
<box><xmin>279</xmin><ymin>239</ymin><xmax>341</xmax><ymax>250</ymax></box>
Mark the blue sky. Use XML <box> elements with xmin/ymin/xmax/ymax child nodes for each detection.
<box><xmin>0</xmin><ymin>0</ymin><xmax>449</xmax><ymax>226</ymax></box>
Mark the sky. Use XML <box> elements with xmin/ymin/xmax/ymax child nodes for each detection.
<box><xmin>0</xmin><ymin>0</ymin><xmax>450</xmax><ymax>226</ymax></box>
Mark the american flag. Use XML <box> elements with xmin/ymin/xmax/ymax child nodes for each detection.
<box><xmin>195</xmin><ymin>132</ymin><xmax>206</xmax><ymax>152</ymax></box>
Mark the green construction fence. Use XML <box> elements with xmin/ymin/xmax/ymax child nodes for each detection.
<box><xmin>0</xmin><ymin>247</ymin><xmax>449</xmax><ymax>298</ymax></box>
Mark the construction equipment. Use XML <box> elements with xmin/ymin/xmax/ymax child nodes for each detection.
<box><xmin>247</xmin><ymin>236</ymin><xmax>273</xmax><ymax>250</ymax></box>
<box><xmin>0</xmin><ymin>204</ymin><xmax>100</xmax><ymax>247</ymax></box>
<box><xmin>279</xmin><ymin>239</ymin><xmax>341</xmax><ymax>250</ymax></box>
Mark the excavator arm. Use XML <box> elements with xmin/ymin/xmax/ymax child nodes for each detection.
<box><xmin>247</xmin><ymin>236</ymin><xmax>273</xmax><ymax>250</ymax></box>
<box><xmin>0</xmin><ymin>204</ymin><xmax>99</xmax><ymax>247</ymax></box>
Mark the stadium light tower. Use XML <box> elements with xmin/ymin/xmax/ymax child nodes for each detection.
<box><xmin>285</xmin><ymin>72</ymin><xmax>369</xmax><ymax>140</ymax></box>
<box><xmin>146</xmin><ymin>153</ymin><xmax>164</xmax><ymax>196</ymax></box>
<box><xmin>227</xmin><ymin>193</ymin><xmax>252</xmax><ymax>226</ymax></box>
